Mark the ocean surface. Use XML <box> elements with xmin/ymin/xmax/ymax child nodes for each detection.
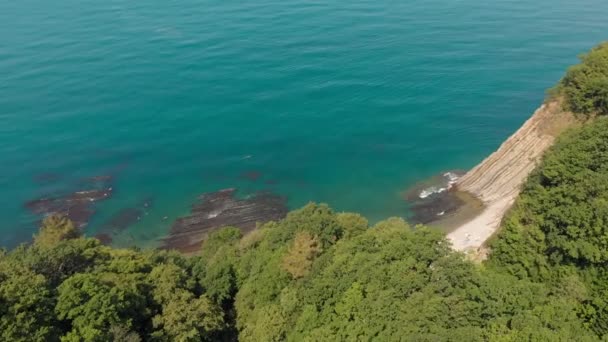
<box><xmin>1</xmin><ymin>0</ymin><xmax>607</xmax><ymax>248</ymax></box>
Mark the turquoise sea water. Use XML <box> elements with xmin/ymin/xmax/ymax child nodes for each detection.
<box><xmin>1</xmin><ymin>0</ymin><xmax>607</xmax><ymax>248</ymax></box>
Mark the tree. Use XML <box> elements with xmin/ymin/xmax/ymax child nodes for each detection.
<box><xmin>281</xmin><ymin>231</ymin><xmax>322</xmax><ymax>279</ymax></box>
<box><xmin>109</xmin><ymin>325</ymin><xmax>141</xmax><ymax>342</ymax></box>
<box><xmin>151</xmin><ymin>291</ymin><xmax>224</xmax><ymax>342</ymax></box>
<box><xmin>196</xmin><ymin>227</ymin><xmax>241</xmax><ymax>305</ymax></box>
<box><xmin>335</xmin><ymin>212</ymin><xmax>368</xmax><ymax>239</ymax></box>
<box><xmin>0</xmin><ymin>264</ymin><xmax>56</xmax><ymax>342</ymax></box>
<box><xmin>559</xmin><ymin>42</ymin><xmax>608</xmax><ymax>115</ymax></box>
<box><xmin>488</xmin><ymin>118</ymin><xmax>608</xmax><ymax>337</ymax></box>
<box><xmin>55</xmin><ymin>272</ymin><xmax>148</xmax><ymax>341</ymax></box>
<box><xmin>34</xmin><ymin>214</ymin><xmax>80</xmax><ymax>248</ymax></box>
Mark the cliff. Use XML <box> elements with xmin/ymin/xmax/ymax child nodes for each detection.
<box><xmin>448</xmin><ymin>100</ymin><xmax>575</xmax><ymax>252</ymax></box>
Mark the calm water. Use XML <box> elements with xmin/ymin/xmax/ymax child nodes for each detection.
<box><xmin>1</xmin><ymin>0</ymin><xmax>607</xmax><ymax>248</ymax></box>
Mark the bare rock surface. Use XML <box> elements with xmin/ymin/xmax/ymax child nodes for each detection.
<box><xmin>449</xmin><ymin>101</ymin><xmax>576</xmax><ymax>252</ymax></box>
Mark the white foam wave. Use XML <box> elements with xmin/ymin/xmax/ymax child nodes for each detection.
<box><xmin>418</xmin><ymin>172</ymin><xmax>461</xmax><ymax>199</ymax></box>
<box><xmin>207</xmin><ymin>210</ymin><xmax>222</xmax><ymax>218</ymax></box>
<box><xmin>419</xmin><ymin>186</ymin><xmax>447</xmax><ymax>199</ymax></box>
<box><xmin>444</xmin><ymin>172</ymin><xmax>460</xmax><ymax>186</ymax></box>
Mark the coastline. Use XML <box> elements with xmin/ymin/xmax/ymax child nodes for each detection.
<box><xmin>445</xmin><ymin>100</ymin><xmax>576</xmax><ymax>253</ymax></box>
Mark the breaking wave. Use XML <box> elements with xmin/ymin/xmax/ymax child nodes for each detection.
<box><xmin>419</xmin><ymin>172</ymin><xmax>461</xmax><ymax>199</ymax></box>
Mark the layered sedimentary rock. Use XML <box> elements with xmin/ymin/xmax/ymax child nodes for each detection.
<box><xmin>449</xmin><ymin>101</ymin><xmax>575</xmax><ymax>251</ymax></box>
<box><xmin>25</xmin><ymin>173</ymin><xmax>115</xmax><ymax>229</ymax></box>
<box><xmin>25</xmin><ymin>187</ymin><xmax>113</xmax><ymax>228</ymax></box>
<box><xmin>162</xmin><ymin>188</ymin><xmax>288</xmax><ymax>253</ymax></box>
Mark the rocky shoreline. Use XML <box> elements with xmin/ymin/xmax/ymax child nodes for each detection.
<box><xmin>22</xmin><ymin>101</ymin><xmax>573</xmax><ymax>255</ymax></box>
<box><xmin>447</xmin><ymin>100</ymin><xmax>576</xmax><ymax>253</ymax></box>
<box><xmin>22</xmin><ymin>166</ymin><xmax>289</xmax><ymax>252</ymax></box>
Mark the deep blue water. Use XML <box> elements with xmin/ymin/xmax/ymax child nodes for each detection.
<box><xmin>1</xmin><ymin>0</ymin><xmax>607</xmax><ymax>248</ymax></box>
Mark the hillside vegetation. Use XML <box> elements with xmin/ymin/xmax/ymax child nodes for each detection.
<box><xmin>556</xmin><ymin>42</ymin><xmax>608</xmax><ymax>115</ymax></box>
<box><xmin>488</xmin><ymin>118</ymin><xmax>608</xmax><ymax>336</ymax></box>
<box><xmin>1</xmin><ymin>43</ymin><xmax>608</xmax><ymax>341</ymax></box>
<box><xmin>0</xmin><ymin>205</ymin><xmax>597</xmax><ymax>341</ymax></box>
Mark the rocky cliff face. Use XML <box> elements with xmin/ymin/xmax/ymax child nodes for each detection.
<box><xmin>448</xmin><ymin>101</ymin><xmax>575</xmax><ymax>252</ymax></box>
<box><xmin>457</xmin><ymin>101</ymin><xmax>570</xmax><ymax>201</ymax></box>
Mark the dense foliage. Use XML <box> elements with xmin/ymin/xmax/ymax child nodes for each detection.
<box><xmin>0</xmin><ymin>216</ymin><xmax>227</xmax><ymax>342</ymax></box>
<box><xmin>489</xmin><ymin>118</ymin><xmax>608</xmax><ymax>337</ymax></box>
<box><xmin>0</xmin><ymin>202</ymin><xmax>600</xmax><ymax>341</ymax></box>
<box><xmin>557</xmin><ymin>42</ymin><xmax>608</xmax><ymax>115</ymax></box>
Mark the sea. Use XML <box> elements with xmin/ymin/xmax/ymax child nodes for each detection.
<box><xmin>1</xmin><ymin>0</ymin><xmax>607</xmax><ymax>248</ymax></box>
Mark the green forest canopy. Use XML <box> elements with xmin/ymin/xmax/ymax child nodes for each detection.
<box><xmin>557</xmin><ymin>41</ymin><xmax>608</xmax><ymax>115</ymax></box>
<box><xmin>0</xmin><ymin>203</ymin><xmax>600</xmax><ymax>341</ymax></box>
<box><xmin>1</xmin><ymin>43</ymin><xmax>608</xmax><ymax>341</ymax></box>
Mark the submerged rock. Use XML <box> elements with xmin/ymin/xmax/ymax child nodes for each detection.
<box><xmin>95</xmin><ymin>195</ymin><xmax>155</xmax><ymax>242</ymax></box>
<box><xmin>240</xmin><ymin>170</ymin><xmax>262</xmax><ymax>182</ymax></box>
<box><xmin>24</xmin><ymin>187</ymin><xmax>113</xmax><ymax>228</ymax></box>
<box><xmin>101</xmin><ymin>208</ymin><xmax>143</xmax><ymax>232</ymax></box>
<box><xmin>162</xmin><ymin>188</ymin><xmax>288</xmax><ymax>253</ymax></box>
<box><xmin>68</xmin><ymin>188</ymin><xmax>113</xmax><ymax>202</ymax></box>
<box><xmin>24</xmin><ymin>198</ymin><xmax>61</xmax><ymax>214</ymax></box>
<box><xmin>402</xmin><ymin>171</ymin><xmax>469</xmax><ymax>224</ymax></box>
<box><xmin>94</xmin><ymin>233</ymin><xmax>113</xmax><ymax>245</ymax></box>
<box><xmin>409</xmin><ymin>191</ymin><xmax>465</xmax><ymax>224</ymax></box>
<box><xmin>64</xmin><ymin>203</ymin><xmax>96</xmax><ymax>228</ymax></box>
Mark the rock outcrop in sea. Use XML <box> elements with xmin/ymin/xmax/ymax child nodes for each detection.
<box><xmin>162</xmin><ymin>188</ymin><xmax>288</xmax><ymax>253</ymax></box>
<box><xmin>25</xmin><ymin>187</ymin><xmax>113</xmax><ymax>228</ymax></box>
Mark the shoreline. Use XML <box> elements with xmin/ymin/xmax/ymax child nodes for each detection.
<box><xmin>444</xmin><ymin>100</ymin><xmax>576</xmax><ymax>253</ymax></box>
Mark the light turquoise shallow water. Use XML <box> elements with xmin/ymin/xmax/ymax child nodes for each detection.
<box><xmin>1</xmin><ymin>0</ymin><xmax>607</xmax><ymax>248</ymax></box>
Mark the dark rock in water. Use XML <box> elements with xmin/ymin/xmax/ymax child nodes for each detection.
<box><xmin>409</xmin><ymin>191</ymin><xmax>465</xmax><ymax>224</ymax></box>
<box><xmin>24</xmin><ymin>187</ymin><xmax>113</xmax><ymax>228</ymax></box>
<box><xmin>101</xmin><ymin>208</ymin><xmax>143</xmax><ymax>232</ymax></box>
<box><xmin>94</xmin><ymin>233</ymin><xmax>113</xmax><ymax>245</ymax></box>
<box><xmin>65</xmin><ymin>203</ymin><xmax>96</xmax><ymax>228</ymax></box>
<box><xmin>241</xmin><ymin>170</ymin><xmax>262</xmax><ymax>182</ymax></box>
<box><xmin>97</xmin><ymin>196</ymin><xmax>154</xmax><ymax>236</ymax></box>
<box><xmin>67</xmin><ymin>188</ymin><xmax>113</xmax><ymax>202</ymax></box>
<box><xmin>163</xmin><ymin>188</ymin><xmax>288</xmax><ymax>253</ymax></box>
<box><xmin>402</xmin><ymin>170</ymin><xmax>470</xmax><ymax>225</ymax></box>
<box><xmin>265</xmin><ymin>179</ymin><xmax>278</xmax><ymax>185</ymax></box>
<box><xmin>25</xmin><ymin>197</ymin><xmax>62</xmax><ymax>214</ymax></box>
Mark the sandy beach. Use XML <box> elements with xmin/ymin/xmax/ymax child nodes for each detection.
<box><xmin>447</xmin><ymin>197</ymin><xmax>514</xmax><ymax>251</ymax></box>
